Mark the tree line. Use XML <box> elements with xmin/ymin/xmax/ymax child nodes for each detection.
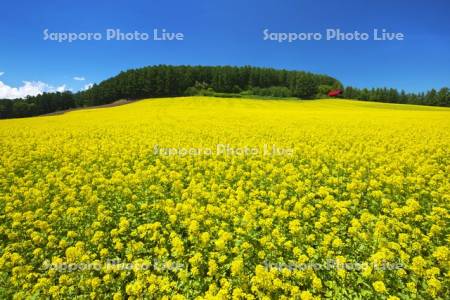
<box><xmin>0</xmin><ymin>65</ymin><xmax>448</xmax><ymax>119</ymax></box>
<box><xmin>0</xmin><ymin>65</ymin><xmax>341</xmax><ymax>118</ymax></box>
<box><xmin>0</xmin><ymin>92</ymin><xmax>76</xmax><ymax>119</ymax></box>
<box><xmin>342</xmin><ymin>86</ymin><xmax>450</xmax><ymax>107</ymax></box>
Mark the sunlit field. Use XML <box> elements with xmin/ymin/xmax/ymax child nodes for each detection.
<box><xmin>0</xmin><ymin>97</ymin><xmax>449</xmax><ymax>299</ymax></box>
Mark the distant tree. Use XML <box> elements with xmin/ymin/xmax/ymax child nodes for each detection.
<box><xmin>341</xmin><ymin>86</ymin><xmax>450</xmax><ymax>107</ymax></box>
<box><xmin>437</xmin><ymin>88</ymin><xmax>449</xmax><ymax>106</ymax></box>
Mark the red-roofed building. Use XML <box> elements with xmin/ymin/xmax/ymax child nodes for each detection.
<box><xmin>328</xmin><ymin>89</ymin><xmax>343</xmax><ymax>97</ymax></box>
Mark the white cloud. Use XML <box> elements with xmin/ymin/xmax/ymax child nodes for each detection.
<box><xmin>56</xmin><ymin>84</ymin><xmax>67</xmax><ymax>92</ymax></box>
<box><xmin>0</xmin><ymin>72</ymin><xmax>4</xmax><ymax>76</ymax></box>
<box><xmin>0</xmin><ymin>81</ymin><xmax>69</xmax><ymax>99</ymax></box>
<box><xmin>73</xmin><ymin>76</ymin><xmax>85</xmax><ymax>81</ymax></box>
<box><xmin>83</xmin><ymin>83</ymin><xmax>94</xmax><ymax>90</ymax></box>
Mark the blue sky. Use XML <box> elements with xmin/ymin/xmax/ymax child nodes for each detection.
<box><xmin>0</xmin><ymin>0</ymin><xmax>449</xmax><ymax>98</ymax></box>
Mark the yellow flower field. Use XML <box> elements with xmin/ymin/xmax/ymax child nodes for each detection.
<box><xmin>0</xmin><ymin>97</ymin><xmax>449</xmax><ymax>299</ymax></box>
